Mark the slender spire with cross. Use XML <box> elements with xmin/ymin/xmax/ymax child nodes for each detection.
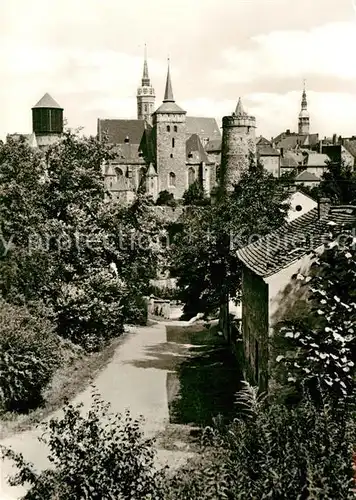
<box><xmin>141</xmin><ymin>43</ymin><xmax>150</xmax><ymax>86</ymax></box>
<box><xmin>163</xmin><ymin>57</ymin><xmax>175</xmax><ymax>102</ymax></box>
<box><xmin>136</xmin><ymin>43</ymin><xmax>155</xmax><ymax>122</ymax></box>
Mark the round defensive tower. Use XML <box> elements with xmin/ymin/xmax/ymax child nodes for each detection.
<box><xmin>220</xmin><ymin>97</ymin><xmax>256</xmax><ymax>191</ymax></box>
<box><xmin>32</xmin><ymin>93</ymin><xmax>63</xmax><ymax>149</ymax></box>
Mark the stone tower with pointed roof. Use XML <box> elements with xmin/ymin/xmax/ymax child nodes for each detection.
<box><xmin>220</xmin><ymin>98</ymin><xmax>256</xmax><ymax>190</ymax></box>
<box><xmin>152</xmin><ymin>61</ymin><xmax>187</xmax><ymax>198</ymax></box>
<box><xmin>136</xmin><ymin>46</ymin><xmax>155</xmax><ymax>123</ymax></box>
<box><xmin>298</xmin><ymin>82</ymin><xmax>310</xmax><ymax>135</ymax></box>
<box><xmin>32</xmin><ymin>93</ymin><xmax>63</xmax><ymax>149</ymax></box>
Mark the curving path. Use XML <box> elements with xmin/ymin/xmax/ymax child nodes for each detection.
<box><xmin>0</xmin><ymin>322</ymin><xmax>195</xmax><ymax>500</ymax></box>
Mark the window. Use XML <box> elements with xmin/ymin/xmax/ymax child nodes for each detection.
<box><xmin>124</xmin><ymin>136</ymin><xmax>129</xmax><ymax>143</ymax></box>
<box><xmin>169</xmin><ymin>172</ymin><xmax>176</xmax><ymax>187</ymax></box>
<box><xmin>144</xmin><ymin>104</ymin><xmax>148</xmax><ymax>112</ymax></box>
<box><xmin>174</xmin><ymin>125</ymin><xmax>178</xmax><ymax>132</ymax></box>
<box><xmin>167</xmin><ymin>125</ymin><xmax>170</xmax><ymax>132</ymax></box>
<box><xmin>188</xmin><ymin>167</ymin><xmax>196</xmax><ymax>185</ymax></box>
<box><xmin>172</xmin><ymin>138</ymin><xmax>175</xmax><ymax>148</ymax></box>
<box><xmin>116</xmin><ymin>168</ymin><xmax>123</xmax><ymax>178</ymax></box>
<box><xmin>170</xmin><ymin>153</ymin><xmax>173</xmax><ymax>158</ymax></box>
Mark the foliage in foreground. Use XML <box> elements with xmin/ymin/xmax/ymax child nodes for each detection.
<box><xmin>2</xmin><ymin>385</ymin><xmax>356</xmax><ymax>499</ymax></box>
<box><xmin>0</xmin><ymin>300</ymin><xmax>60</xmax><ymax>413</ymax></box>
<box><xmin>165</xmin><ymin>387</ymin><xmax>356</xmax><ymax>500</ymax></box>
<box><xmin>273</xmin><ymin>218</ymin><xmax>356</xmax><ymax>401</ymax></box>
<box><xmin>1</xmin><ymin>390</ymin><xmax>166</xmax><ymax>499</ymax></box>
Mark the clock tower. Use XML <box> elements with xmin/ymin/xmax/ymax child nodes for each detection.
<box><xmin>136</xmin><ymin>45</ymin><xmax>155</xmax><ymax>123</ymax></box>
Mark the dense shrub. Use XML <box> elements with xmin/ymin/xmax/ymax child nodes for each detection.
<box><xmin>55</xmin><ymin>270</ymin><xmax>126</xmax><ymax>352</ymax></box>
<box><xmin>0</xmin><ymin>301</ymin><xmax>60</xmax><ymax>412</ymax></box>
<box><xmin>165</xmin><ymin>385</ymin><xmax>356</xmax><ymax>499</ymax></box>
<box><xmin>156</xmin><ymin>190</ymin><xmax>177</xmax><ymax>207</ymax></box>
<box><xmin>1</xmin><ymin>390</ymin><xmax>166</xmax><ymax>499</ymax></box>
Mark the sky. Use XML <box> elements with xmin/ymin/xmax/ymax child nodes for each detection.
<box><xmin>1</xmin><ymin>0</ymin><xmax>356</xmax><ymax>141</ymax></box>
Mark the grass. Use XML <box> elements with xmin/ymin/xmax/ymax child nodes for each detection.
<box><xmin>0</xmin><ymin>333</ymin><xmax>127</xmax><ymax>440</ymax></box>
<box><xmin>166</xmin><ymin>323</ymin><xmax>244</xmax><ymax>427</ymax></box>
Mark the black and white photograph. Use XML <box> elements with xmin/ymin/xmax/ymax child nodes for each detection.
<box><xmin>1</xmin><ymin>0</ymin><xmax>356</xmax><ymax>498</ymax></box>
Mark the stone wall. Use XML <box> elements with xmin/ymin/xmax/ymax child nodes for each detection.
<box><xmin>241</xmin><ymin>265</ymin><xmax>269</xmax><ymax>392</ymax></box>
<box><xmin>154</xmin><ymin>113</ymin><xmax>187</xmax><ymax>199</ymax></box>
<box><xmin>221</xmin><ymin>115</ymin><xmax>256</xmax><ymax>190</ymax></box>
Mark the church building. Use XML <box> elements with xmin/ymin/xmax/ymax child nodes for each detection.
<box><xmin>98</xmin><ymin>51</ymin><xmax>221</xmax><ymax>203</ymax></box>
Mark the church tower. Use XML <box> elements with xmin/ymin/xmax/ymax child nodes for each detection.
<box><xmin>220</xmin><ymin>97</ymin><xmax>256</xmax><ymax>191</ymax></box>
<box><xmin>298</xmin><ymin>82</ymin><xmax>310</xmax><ymax>135</ymax></box>
<box><xmin>136</xmin><ymin>45</ymin><xmax>155</xmax><ymax>123</ymax></box>
<box><xmin>152</xmin><ymin>60</ymin><xmax>186</xmax><ymax>199</ymax></box>
<box><xmin>32</xmin><ymin>93</ymin><xmax>63</xmax><ymax>149</ymax></box>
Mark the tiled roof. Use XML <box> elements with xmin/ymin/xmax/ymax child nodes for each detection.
<box><xmin>98</xmin><ymin>119</ymin><xmax>146</xmax><ymax>144</ymax></box>
<box><xmin>186</xmin><ymin>134</ymin><xmax>209</xmax><ymax>163</ymax></box>
<box><xmin>274</xmin><ymin>132</ymin><xmax>319</xmax><ymax>150</ymax></box>
<box><xmin>256</xmin><ymin>136</ymin><xmax>271</xmax><ymax>145</ymax></box>
<box><xmin>343</xmin><ymin>140</ymin><xmax>356</xmax><ymax>159</ymax></box>
<box><xmin>280</xmin><ymin>151</ymin><xmax>304</xmax><ymax>167</ymax></box>
<box><xmin>237</xmin><ymin>205</ymin><xmax>356</xmax><ymax>278</ymax></box>
<box><xmin>295</xmin><ymin>170</ymin><xmax>320</xmax><ymax>182</ymax></box>
<box><xmin>33</xmin><ymin>93</ymin><xmax>62</xmax><ymax>109</ymax></box>
<box><xmin>205</xmin><ymin>139</ymin><xmax>222</xmax><ymax>152</ymax></box>
<box><xmin>154</xmin><ymin>101</ymin><xmax>186</xmax><ymax>114</ymax></box>
<box><xmin>257</xmin><ymin>144</ymin><xmax>280</xmax><ymax>156</ymax></box>
<box><xmin>306</xmin><ymin>153</ymin><xmax>330</xmax><ymax>167</ymax></box>
<box><xmin>186</xmin><ymin>117</ymin><xmax>221</xmax><ymax>140</ymax></box>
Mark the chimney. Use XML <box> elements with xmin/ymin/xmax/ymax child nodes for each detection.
<box><xmin>319</xmin><ymin>139</ymin><xmax>323</xmax><ymax>154</ymax></box>
<box><xmin>317</xmin><ymin>197</ymin><xmax>330</xmax><ymax>219</ymax></box>
<box><xmin>286</xmin><ymin>129</ymin><xmax>290</xmax><ymax>135</ymax></box>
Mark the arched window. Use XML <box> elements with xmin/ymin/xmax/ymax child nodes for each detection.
<box><xmin>169</xmin><ymin>172</ymin><xmax>176</xmax><ymax>187</ymax></box>
<box><xmin>116</xmin><ymin>168</ymin><xmax>123</xmax><ymax>178</ymax></box>
<box><xmin>172</xmin><ymin>138</ymin><xmax>175</xmax><ymax>148</ymax></box>
<box><xmin>174</xmin><ymin>125</ymin><xmax>178</xmax><ymax>132</ymax></box>
<box><xmin>144</xmin><ymin>104</ymin><xmax>148</xmax><ymax>112</ymax></box>
<box><xmin>167</xmin><ymin>125</ymin><xmax>170</xmax><ymax>132</ymax></box>
<box><xmin>188</xmin><ymin>167</ymin><xmax>196</xmax><ymax>186</ymax></box>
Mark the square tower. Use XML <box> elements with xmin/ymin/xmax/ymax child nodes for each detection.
<box><xmin>152</xmin><ymin>62</ymin><xmax>187</xmax><ymax>199</ymax></box>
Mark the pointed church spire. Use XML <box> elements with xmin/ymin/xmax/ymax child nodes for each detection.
<box><xmin>301</xmin><ymin>79</ymin><xmax>307</xmax><ymax>109</ymax></box>
<box><xmin>234</xmin><ymin>97</ymin><xmax>246</xmax><ymax>116</ymax></box>
<box><xmin>163</xmin><ymin>58</ymin><xmax>174</xmax><ymax>102</ymax></box>
<box><xmin>141</xmin><ymin>44</ymin><xmax>150</xmax><ymax>86</ymax></box>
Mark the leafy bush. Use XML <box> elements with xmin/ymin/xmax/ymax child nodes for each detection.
<box><xmin>182</xmin><ymin>181</ymin><xmax>210</xmax><ymax>206</ymax></box>
<box><xmin>165</xmin><ymin>385</ymin><xmax>356</xmax><ymax>499</ymax></box>
<box><xmin>55</xmin><ymin>270</ymin><xmax>126</xmax><ymax>352</ymax></box>
<box><xmin>0</xmin><ymin>300</ymin><xmax>60</xmax><ymax>412</ymax></box>
<box><xmin>1</xmin><ymin>390</ymin><xmax>166</xmax><ymax>499</ymax></box>
<box><xmin>156</xmin><ymin>190</ymin><xmax>177</xmax><ymax>207</ymax></box>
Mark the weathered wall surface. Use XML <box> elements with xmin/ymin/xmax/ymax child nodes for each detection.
<box><xmin>154</xmin><ymin>113</ymin><xmax>187</xmax><ymax>199</ymax></box>
<box><xmin>241</xmin><ymin>266</ymin><xmax>269</xmax><ymax>392</ymax></box>
<box><xmin>221</xmin><ymin>115</ymin><xmax>256</xmax><ymax>189</ymax></box>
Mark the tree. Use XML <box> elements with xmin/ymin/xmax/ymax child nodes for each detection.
<box><xmin>1</xmin><ymin>391</ymin><xmax>165</xmax><ymax>499</ymax></box>
<box><xmin>318</xmin><ymin>159</ymin><xmax>356</xmax><ymax>205</ymax></box>
<box><xmin>275</xmin><ymin>218</ymin><xmax>356</xmax><ymax>400</ymax></box>
<box><xmin>0</xmin><ymin>132</ymin><xmax>163</xmax><ymax>351</ymax></box>
<box><xmin>182</xmin><ymin>180</ymin><xmax>210</xmax><ymax>206</ymax></box>
<box><xmin>170</xmin><ymin>159</ymin><xmax>290</xmax><ymax>317</ymax></box>
<box><xmin>156</xmin><ymin>190</ymin><xmax>177</xmax><ymax>207</ymax></box>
